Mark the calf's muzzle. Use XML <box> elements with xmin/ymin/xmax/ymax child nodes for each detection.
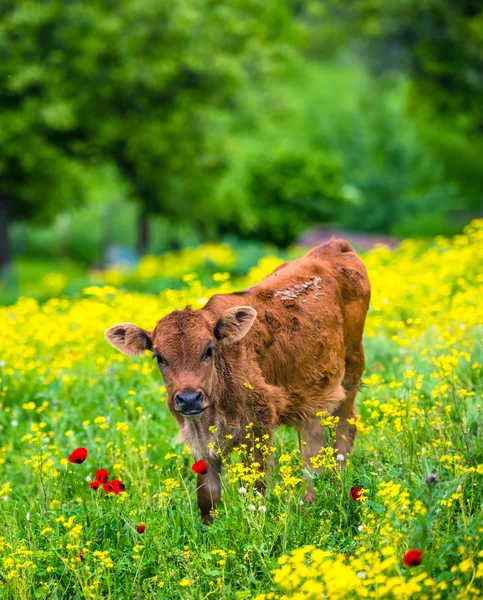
<box><xmin>175</xmin><ymin>390</ymin><xmax>205</xmax><ymax>416</ymax></box>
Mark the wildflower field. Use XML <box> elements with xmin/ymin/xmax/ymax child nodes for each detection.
<box><xmin>0</xmin><ymin>222</ymin><xmax>482</xmax><ymax>600</ymax></box>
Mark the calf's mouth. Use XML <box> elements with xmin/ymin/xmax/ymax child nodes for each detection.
<box><xmin>176</xmin><ymin>405</ymin><xmax>210</xmax><ymax>418</ymax></box>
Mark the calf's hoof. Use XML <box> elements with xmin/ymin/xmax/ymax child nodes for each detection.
<box><xmin>255</xmin><ymin>480</ymin><xmax>267</xmax><ymax>495</ymax></box>
<box><xmin>302</xmin><ymin>485</ymin><xmax>316</xmax><ymax>505</ymax></box>
<box><xmin>201</xmin><ymin>512</ymin><xmax>213</xmax><ymax>526</ymax></box>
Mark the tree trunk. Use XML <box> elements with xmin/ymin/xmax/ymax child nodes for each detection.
<box><xmin>137</xmin><ymin>208</ymin><xmax>149</xmax><ymax>255</ymax></box>
<box><xmin>0</xmin><ymin>195</ymin><xmax>12</xmax><ymax>278</ymax></box>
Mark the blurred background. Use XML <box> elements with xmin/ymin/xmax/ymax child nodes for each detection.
<box><xmin>1</xmin><ymin>0</ymin><xmax>482</xmax><ymax>304</ymax></box>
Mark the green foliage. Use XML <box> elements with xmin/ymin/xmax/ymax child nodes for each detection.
<box><xmin>311</xmin><ymin>0</ymin><xmax>483</xmax><ymax>136</ymax></box>
<box><xmin>217</xmin><ymin>147</ymin><xmax>346</xmax><ymax>244</ymax></box>
<box><xmin>1</xmin><ymin>0</ymin><xmax>480</xmax><ymax>261</ymax></box>
<box><xmin>309</xmin><ymin>76</ymin><xmax>461</xmax><ymax>236</ymax></box>
<box><xmin>0</xmin><ymin>0</ymin><xmax>299</xmax><ymax>264</ymax></box>
<box><xmin>0</xmin><ymin>0</ymin><xmax>294</xmax><ymax>217</ymax></box>
<box><xmin>216</xmin><ymin>62</ymin><xmax>462</xmax><ymax>238</ymax></box>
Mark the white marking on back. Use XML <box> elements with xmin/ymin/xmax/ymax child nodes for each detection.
<box><xmin>273</xmin><ymin>276</ymin><xmax>322</xmax><ymax>301</ymax></box>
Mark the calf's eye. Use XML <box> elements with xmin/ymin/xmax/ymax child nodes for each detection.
<box><xmin>152</xmin><ymin>354</ymin><xmax>168</xmax><ymax>367</ymax></box>
<box><xmin>202</xmin><ymin>346</ymin><xmax>214</xmax><ymax>361</ymax></box>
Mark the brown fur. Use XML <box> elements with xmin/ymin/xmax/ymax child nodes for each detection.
<box><xmin>105</xmin><ymin>238</ymin><xmax>370</xmax><ymax>523</ymax></box>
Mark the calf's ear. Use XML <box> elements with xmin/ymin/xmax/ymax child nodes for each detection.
<box><xmin>214</xmin><ymin>306</ymin><xmax>257</xmax><ymax>345</ymax></box>
<box><xmin>105</xmin><ymin>323</ymin><xmax>152</xmax><ymax>356</ymax></box>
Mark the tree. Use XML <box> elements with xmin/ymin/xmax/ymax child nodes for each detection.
<box><xmin>0</xmin><ymin>0</ymin><xmax>296</xmax><ymax>265</ymax></box>
<box><xmin>307</xmin><ymin>0</ymin><xmax>483</xmax><ymax>136</ymax></box>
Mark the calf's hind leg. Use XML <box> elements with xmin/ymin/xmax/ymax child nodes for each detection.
<box><xmin>333</xmin><ymin>395</ymin><xmax>357</xmax><ymax>460</ymax></box>
<box><xmin>333</xmin><ymin>344</ymin><xmax>365</xmax><ymax>460</ymax></box>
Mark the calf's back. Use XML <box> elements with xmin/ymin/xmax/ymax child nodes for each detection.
<box><xmin>202</xmin><ymin>238</ymin><xmax>370</xmax><ymax>422</ymax></box>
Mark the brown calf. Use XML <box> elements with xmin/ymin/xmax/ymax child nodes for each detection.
<box><xmin>105</xmin><ymin>239</ymin><xmax>370</xmax><ymax>523</ymax></box>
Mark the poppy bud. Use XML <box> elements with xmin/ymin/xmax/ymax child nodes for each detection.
<box><xmin>136</xmin><ymin>524</ymin><xmax>146</xmax><ymax>533</ymax></box>
<box><xmin>68</xmin><ymin>448</ymin><xmax>88</xmax><ymax>464</ymax></box>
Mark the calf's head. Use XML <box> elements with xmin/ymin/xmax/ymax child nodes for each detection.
<box><xmin>105</xmin><ymin>306</ymin><xmax>257</xmax><ymax>419</ymax></box>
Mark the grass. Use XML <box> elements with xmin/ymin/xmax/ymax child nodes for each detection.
<box><xmin>0</xmin><ymin>221</ymin><xmax>482</xmax><ymax>599</ymax></box>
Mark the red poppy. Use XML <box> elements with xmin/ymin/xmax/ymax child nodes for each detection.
<box><xmin>68</xmin><ymin>448</ymin><xmax>88</xmax><ymax>464</ymax></box>
<box><xmin>77</xmin><ymin>552</ymin><xmax>85</xmax><ymax>561</ymax></box>
<box><xmin>350</xmin><ymin>486</ymin><xmax>362</xmax><ymax>501</ymax></box>
<box><xmin>95</xmin><ymin>468</ymin><xmax>109</xmax><ymax>484</ymax></box>
<box><xmin>111</xmin><ymin>479</ymin><xmax>126</xmax><ymax>495</ymax></box>
<box><xmin>103</xmin><ymin>482</ymin><xmax>115</xmax><ymax>493</ymax></box>
<box><xmin>192</xmin><ymin>459</ymin><xmax>208</xmax><ymax>476</ymax></box>
<box><xmin>89</xmin><ymin>481</ymin><xmax>100</xmax><ymax>491</ymax></box>
<box><xmin>136</xmin><ymin>524</ymin><xmax>146</xmax><ymax>533</ymax></box>
<box><xmin>403</xmin><ymin>549</ymin><xmax>423</xmax><ymax>567</ymax></box>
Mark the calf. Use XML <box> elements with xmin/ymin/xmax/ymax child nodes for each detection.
<box><xmin>105</xmin><ymin>239</ymin><xmax>370</xmax><ymax>523</ymax></box>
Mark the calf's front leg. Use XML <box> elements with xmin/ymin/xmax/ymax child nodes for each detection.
<box><xmin>250</xmin><ymin>428</ymin><xmax>273</xmax><ymax>494</ymax></box>
<box><xmin>196</xmin><ymin>460</ymin><xmax>221</xmax><ymax>525</ymax></box>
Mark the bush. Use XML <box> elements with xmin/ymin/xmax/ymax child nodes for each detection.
<box><xmin>217</xmin><ymin>147</ymin><xmax>347</xmax><ymax>245</ymax></box>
